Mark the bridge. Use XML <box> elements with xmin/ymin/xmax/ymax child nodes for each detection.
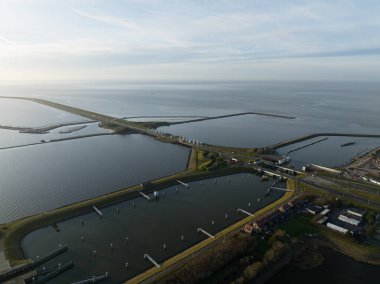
<box><xmin>271</xmin><ymin>186</ymin><xmax>294</xmax><ymax>192</ymax></box>
<box><xmin>251</xmin><ymin>166</ymin><xmax>289</xmax><ymax>180</ymax></box>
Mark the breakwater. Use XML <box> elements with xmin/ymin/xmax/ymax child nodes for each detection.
<box><xmin>0</xmin><ymin>121</ymin><xmax>95</xmax><ymax>134</ymax></box>
<box><xmin>270</xmin><ymin>133</ymin><xmax>380</xmax><ymax>150</ymax></box>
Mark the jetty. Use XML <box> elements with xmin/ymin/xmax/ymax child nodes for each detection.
<box><xmin>197</xmin><ymin>228</ymin><xmax>215</xmax><ymax>239</ymax></box>
<box><xmin>144</xmin><ymin>254</ymin><xmax>161</xmax><ymax>268</ymax></box>
<box><xmin>92</xmin><ymin>206</ymin><xmax>103</xmax><ymax>218</ymax></box>
<box><xmin>237</xmin><ymin>208</ymin><xmax>254</xmax><ymax>217</ymax></box>
<box><xmin>177</xmin><ymin>180</ymin><xmax>190</xmax><ymax>188</ymax></box>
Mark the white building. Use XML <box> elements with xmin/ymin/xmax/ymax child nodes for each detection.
<box><xmin>338</xmin><ymin>214</ymin><xmax>361</xmax><ymax>226</ymax></box>
<box><xmin>327</xmin><ymin>222</ymin><xmax>348</xmax><ymax>234</ymax></box>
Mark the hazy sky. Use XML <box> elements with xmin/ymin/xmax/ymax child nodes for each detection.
<box><xmin>1</xmin><ymin>0</ymin><xmax>380</xmax><ymax>81</ymax></box>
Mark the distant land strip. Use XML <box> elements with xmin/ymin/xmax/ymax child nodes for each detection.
<box><xmin>122</xmin><ymin>115</ymin><xmax>208</xmax><ymax>119</ymax></box>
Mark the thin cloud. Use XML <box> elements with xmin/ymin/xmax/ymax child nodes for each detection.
<box><xmin>73</xmin><ymin>9</ymin><xmax>139</xmax><ymax>30</ymax></box>
<box><xmin>0</xmin><ymin>36</ymin><xmax>12</xmax><ymax>44</ymax></box>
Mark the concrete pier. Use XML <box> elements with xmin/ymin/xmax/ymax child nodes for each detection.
<box><xmin>197</xmin><ymin>228</ymin><xmax>215</xmax><ymax>239</ymax></box>
<box><xmin>139</xmin><ymin>191</ymin><xmax>151</xmax><ymax>201</ymax></box>
<box><xmin>0</xmin><ymin>245</ymin><xmax>69</xmax><ymax>283</ymax></box>
<box><xmin>93</xmin><ymin>206</ymin><xmax>103</xmax><ymax>218</ymax></box>
<box><xmin>237</xmin><ymin>208</ymin><xmax>254</xmax><ymax>217</ymax></box>
<box><xmin>71</xmin><ymin>272</ymin><xmax>109</xmax><ymax>284</ymax></box>
<box><xmin>177</xmin><ymin>180</ymin><xmax>189</xmax><ymax>188</ymax></box>
<box><xmin>144</xmin><ymin>254</ymin><xmax>161</xmax><ymax>268</ymax></box>
<box><xmin>28</xmin><ymin>261</ymin><xmax>73</xmax><ymax>283</ymax></box>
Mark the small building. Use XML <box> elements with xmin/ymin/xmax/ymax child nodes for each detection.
<box><xmin>347</xmin><ymin>208</ymin><xmax>365</xmax><ymax>218</ymax></box>
<box><xmin>320</xmin><ymin>208</ymin><xmax>330</xmax><ymax>216</ymax></box>
<box><xmin>327</xmin><ymin>222</ymin><xmax>349</xmax><ymax>234</ymax></box>
<box><xmin>244</xmin><ymin>223</ymin><xmax>254</xmax><ymax>234</ymax></box>
<box><xmin>305</xmin><ymin>204</ymin><xmax>321</xmax><ymax>215</ymax></box>
<box><xmin>338</xmin><ymin>214</ymin><xmax>361</xmax><ymax>226</ymax></box>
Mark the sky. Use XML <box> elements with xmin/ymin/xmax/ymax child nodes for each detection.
<box><xmin>0</xmin><ymin>0</ymin><xmax>380</xmax><ymax>81</ymax></box>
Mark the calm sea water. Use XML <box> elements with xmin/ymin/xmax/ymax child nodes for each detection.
<box><xmin>22</xmin><ymin>174</ymin><xmax>284</xmax><ymax>283</ymax></box>
<box><xmin>0</xmin><ymin>80</ymin><xmax>379</xmax><ymax>220</ymax></box>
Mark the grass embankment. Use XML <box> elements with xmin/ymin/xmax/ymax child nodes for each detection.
<box><xmin>187</xmin><ymin>148</ymin><xmax>198</xmax><ymax>171</ymax></box>
<box><xmin>206</xmin><ymin>145</ymin><xmax>264</xmax><ymax>161</ymax></box>
<box><xmin>195</xmin><ymin>149</ymin><xmax>228</xmax><ymax>171</ymax></box>
<box><xmin>126</xmin><ymin>182</ymin><xmax>295</xmax><ymax>283</ymax></box>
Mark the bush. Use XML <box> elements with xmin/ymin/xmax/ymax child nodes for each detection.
<box><xmin>263</xmin><ymin>241</ymin><xmax>290</xmax><ymax>265</ymax></box>
<box><xmin>243</xmin><ymin>261</ymin><xmax>263</xmax><ymax>280</ymax></box>
<box><xmin>268</xmin><ymin>229</ymin><xmax>287</xmax><ymax>245</ymax></box>
<box><xmin>163</xmin><ymin>233</ymin><xmax>255</xmax><ymax>284</ymax></box>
